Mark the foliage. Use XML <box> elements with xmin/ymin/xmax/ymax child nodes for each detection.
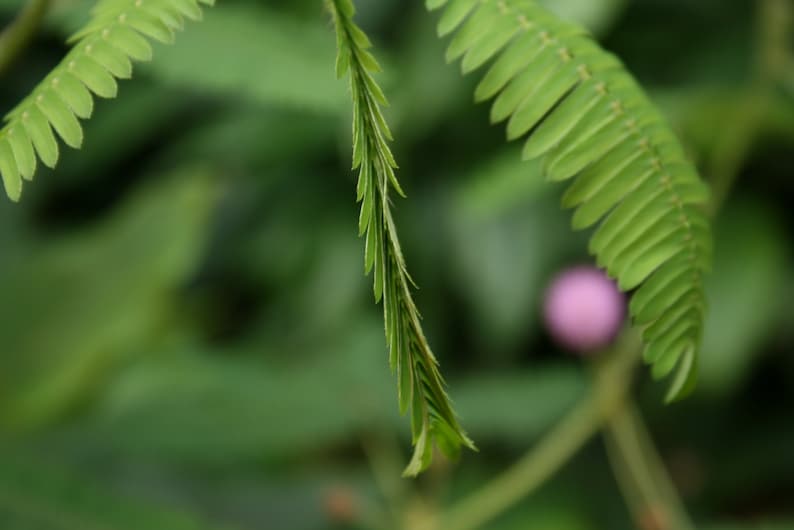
<box><xmin>327</xmin><ymin>0</ymin><xmax>474</xmax><ymax>476</ymax></box>
<box><xmin>0</xmin><ymin>451</ymin><xmax>228</xmax><ymax>530</ymax></box>
<box><xmin>0</xmin><ymin>0</ymin><xmax>792</xmax><ymax>528</ymax></box>
<box><xmin>144</xmin><ymin>3</ymin><xmax>344</xmax><ymax>112</ymax></box>
<box><xmin>0</xmin><ymin>170</ymin><xmax>216</xmax><ymax>429</ymax></box>
<box><xmin>0</xmin><ymin>0</ymin><xmax>213</xmax><ymax>200</ymax></box>
<box><xmin>428</xmin><ymin>0</ymin><xmax>712</xmax><ymax>401</ymax></box>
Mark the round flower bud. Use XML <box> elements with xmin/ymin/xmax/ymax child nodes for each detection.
<box><xmin>543</xmin><ymin>266</ymin><xmax>626</xmax><ymax>353</ymax></box>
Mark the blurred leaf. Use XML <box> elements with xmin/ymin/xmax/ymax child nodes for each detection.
<box><xmin>0</xmin><ymin>2</ymin><xmax>791</xmax><ymax>526</ymax></box>
<box><xmin>455</xmin><ymin>150</ymin><xmax>548</xmax><ymax>217</ymax></box>
<box><xmin>448</xmin><ymin>151</ymin><xmax>581</xmax><ymax>357</ymax></box>
<box><xmin>229</xmin><ymin>199</ymin><xmax>368</xmax><ymax>347</ymax></box>
<box><xmin>785</xmin><ymin>70</ymin><xmax>794</xmax><ymax>97</ymax></box>
<box><xmin>64</xmin><ymin>322</ymin><xmax>396</xmax><ymax>463</ymax></box>
<box><xmin>659</xmin><ymin>87</ymin><xmax>794</xmax><ymax>159</ymax></box>
<box><xmin>785</xmin><ymin>275</ymin><xmax>794</xmax><ymax>334</ymax></box>
<box><xmin>54</xmin><ymin>83</ymin><xmax>191</xmax><ymax>185</ymax></box>
<box><xmin>60</xmin><ymin>327</ymin><xmax>584</xmax><ymax>463</ymax></box>
<box><xmin>389</xmin><ymin>9</ymin><xmax>471</xmax><ymax>141</ymax></box>
<box><xmin>142</xmin><ymin>4</ymin><xmax>345</xmax><ymax>113</ymax></box>
<box><xmin>453</xmin><ymin>365</ymin><xmax>585</xmax><ymax>443</ymax></box>
<box><xmin>0</xmin><ymin>171</ymin><xmax>217</xmax><ymax>429</ymax></box>
<box><xmin>699</xmin><ymin>199</ymin><xmax>791</xmax><ymax>394</ymax></box>
<box><xmin>494</xmin><ymin>510</ymin><xmax>592</xmax><ymax>530</ymax></box>
<box><xmin>0</xmin><ymin>1</ymin><xmax>344</xmax><ymax>113</ymax></box>
<box><xmin>704</xmin><ymin>521</ymin><xmax>794</xmax><ymax>530</ymax></box>
<box><xmin>0</xmin><ymin>451</ymin><xmax>231</xmax><ymax>530</ymax></box>
<box><xmin>763</xmin><ymin>90</ymin><xmax>794</xmax><ymax>140</ymax></box>
<box><xmin>163</xmin><ymin>105</ymin><xmax>338</xmax><ymax>170</ymax></box>
<box><xmin>539</xmin><ymin>0</ymin><xmax>627</xmax><ymax>34</ymax></box>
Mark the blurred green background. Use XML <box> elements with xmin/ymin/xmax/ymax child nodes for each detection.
<box><xmin>0</xmin><ymin>0</ymin><xmax>792</xmax><ymax>528</ymax></box>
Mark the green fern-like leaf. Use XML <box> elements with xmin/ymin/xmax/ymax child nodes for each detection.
<box><xmin>429</xmin><ymin>0</ymin><xmax>713</xmax><ymax>402</ymax></box>
<box><xmin>327</xmin><ymin>0</ymin><xmax>475</xmax><ymax>476</ymax></box>
<box><xmin>0</xmin><ymin>0</ymin><xmax>214</xmax><ymax>201</ymax></box>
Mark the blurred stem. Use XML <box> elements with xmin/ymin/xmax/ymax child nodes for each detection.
<box><xmin>604</xmin><ymin>403</ymin><xmax>695</xmax><ymax>530</ymax></box>
<box><xmin>0</xmin><ymin>0</ymin><xmax>51</xmax><ymax>76</ymax></box>
<box><xmin>706</xmin><ymin>89</ymin><xmax>768</xmax><ymax>216</ymax></box>
<box><xmin>604</xmin><ymin>415</ymin><xmax>646</xmax><ymax>525</ymax></box>
<box><xmin>361</xmin><ymin>432</ymin><xmax>408</xmax><ymax>528</ymax></box>
<box><xmin>708</xmin><ymin>0</ymin><xmax>791</xmax><ymax>214</ymax></box>
<box><xmin>632</xmin><ymin>406</ymin><xmax>696</xmax><ymax>530</ymax></box>
<box><xmin>417</xmin><ymin>335</ymin><xmax>640</xmax><ymax>530</ymax></box>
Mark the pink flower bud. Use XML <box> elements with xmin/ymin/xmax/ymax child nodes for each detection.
<box><xmin>543</xmin><ymin>266</ymin><xmax>626</xmax><ymax>353</ymax></box>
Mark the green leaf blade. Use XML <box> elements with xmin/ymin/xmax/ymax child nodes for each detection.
<box><xmin>434</xmin><ymin>0</ymin><xmax>713</xmax><ymax>399</ymax></box>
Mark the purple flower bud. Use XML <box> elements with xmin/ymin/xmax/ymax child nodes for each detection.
<box><xmin>543</xmin><ymin>266</ymin><xmax>626</xmax><ymax>353</ymax></box>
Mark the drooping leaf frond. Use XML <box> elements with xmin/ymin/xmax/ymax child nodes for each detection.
<box><xmin>0</xmin><ymin>0</ymin><xmax>214</xmax><ymax>201</ymax></box>
<box><xmin>326</xmin><ymin>0</ymin><xmax>475</xmax><ymax>476</ymax></box>
<box><xmin>429</xmin><ymin>0</ymin><xmax>713</xmax><ymax>401</ymax></box>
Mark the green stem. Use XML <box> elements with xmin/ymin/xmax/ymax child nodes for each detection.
<box><xmin>706</xmin><ymin>90</ymin><xmax>767</xmax><ymax>216</ymax></box>
<box><xmin>0</xmin><ymin>0</ymin><xmax>51</xmax><ymax>76</ymax></box>
<box><xmin>603</xmin><ymin>421</ymin><xmax>646</xmax><ymax>525</ymax></box>
<box><xmin>361</xmin><ymin>432</ymin><xmax>408</xmax><ymax>528</ymax></box>
<box><xmin>604</xmin><ymin>402</ymin><xmax>695</xmax><ymax>530</ymax></box>
<box><xmin>629</xmin><ymin>405</ymin><xmax>695</xmax><ymax>530</ymax></box>
<box><xmin>708</xmin><ymin>0</ymin><xmax>791</xmax><ymax>214</ymax></box>
<box><xmin>419</xmin><ymin>337</ymin><xmax>640</xmax><ymax>530</ymax></box>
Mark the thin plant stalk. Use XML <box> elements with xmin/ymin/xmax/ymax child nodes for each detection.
<box><xmin>604</xmin><ymin>402</ymin><xmax>695</xmax><ymax>530</ymax></box>
<box><xmin>417</xmin><ymin>336</ymin><xmax>640</xmax><ymax>530</ymax></box>
<box><xmin>709</xmin><ymin>0</ymin><xmax>792</xmax><ymax>213</ymax></box>
<box><xmin>0</xmin><ymin>0</ymin><xmax>51</xmax><ymax>76</ymax></box>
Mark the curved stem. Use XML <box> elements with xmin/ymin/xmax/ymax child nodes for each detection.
<box><xmin>603</xmin><ymin>420</ymin><xmax>646</xmax><ymax>525</ymax></box>
<box><xmin>708</xmin><ymin>0</ymin><xmax>791</xmax><ymax>214</ymax></box>
<box><xmin>418</xmin><ymin>336</ymin><xmax>640</xmax><ymax>530</ymax></box>
<box><xmin>361</xmin><ymin>432</ymin><xmax>409</xmax><ymax>528</ymax></box>
<box><xmin>706</xmin><ymin>90</ymin><xmax>767</xmax><ymax>216</ymax></box>
<box><xmin>604</xmin><ymin>402</ymin><xmax>695</xmax><ymax>530</ymax></box>
<box><xmin>629</xmin><ymin>404</ymin><xmax>695</xmax><ymax>530</ymax></box>
<box><xmin>0</xmin><ymin>0</ymin><xmax>51</xmax><ymax>76</ymax></box>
